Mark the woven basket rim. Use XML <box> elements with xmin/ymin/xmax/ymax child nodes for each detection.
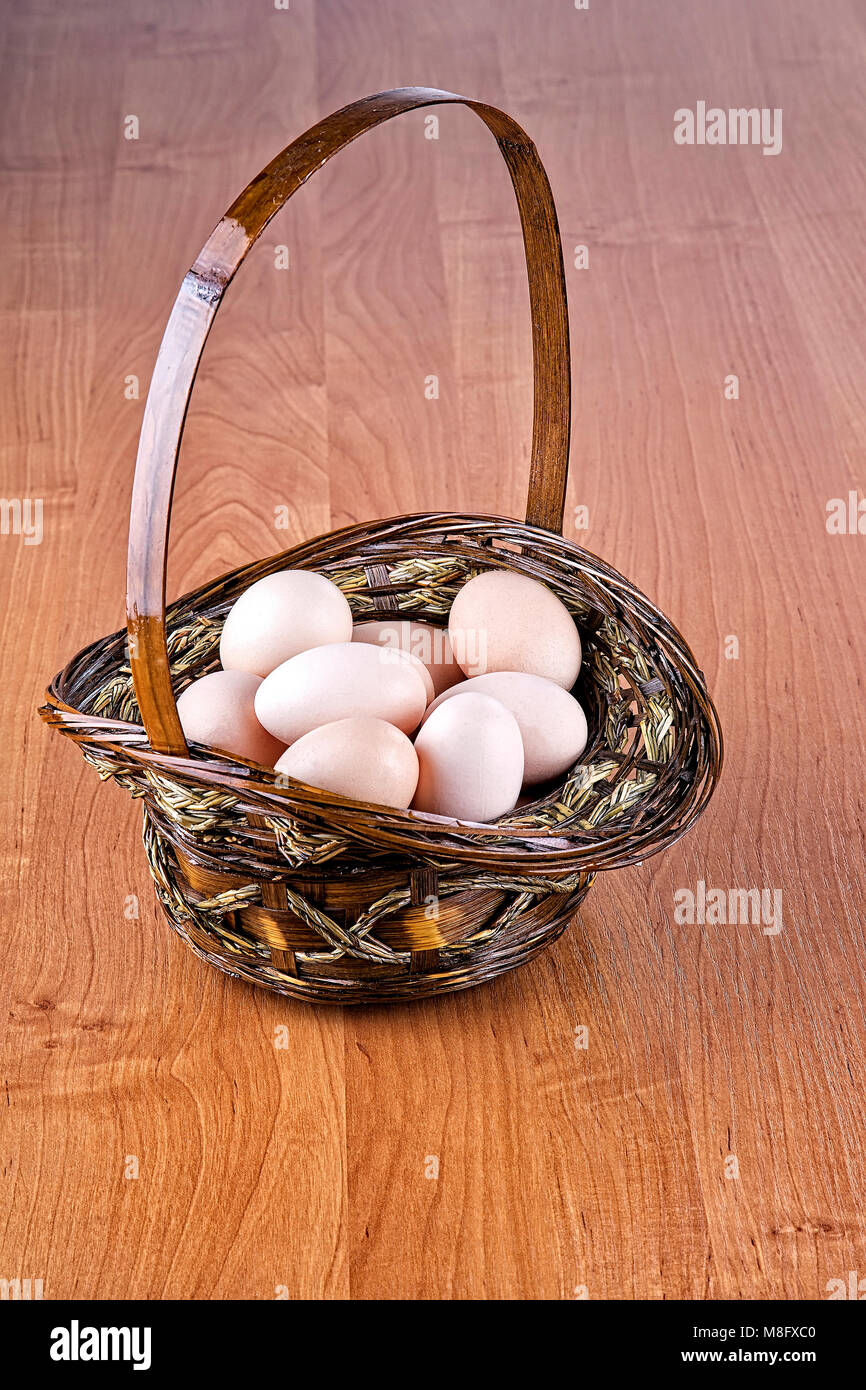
<box><xmin>42</xmin><ymin>511</ymin><xmax>723</xmax><ymax>876</ymax></box>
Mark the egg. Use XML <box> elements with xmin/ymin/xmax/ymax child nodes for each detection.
<box><xmin>423</xmin><ymin>672</ymin><xmax>588</xmax><ymax>785</ymax></box>
<box><xmin>352</xmin><ymin>620</ymin><xmax>462</xmax><ymax>697</ymax></box>
<box><xmin>274</xmin><ymin>717</ymin><xmax>419</xmax><ymax>809</ymax></box>
<box><xmin>412</xmin><ymin>692</ymin><xmax>524</xmax><ymax>822</ymax></box>
<box><xmin>254</xmin><ymin>641</ymin><xmax>428</xmax><ymax>745</ymax></box>
<box><xmin>176</xmin><ymin>670</ymin><xmax>285</xmax><ymax>765</ymax></box>
<box><xmin>219</xmin><ymin>569</ymin><xmax>353</xmax><ymax>677</ymax></box>
<box><xmin>448</xmin><ymin>570</ymin><xmax>582</xmax><ymax>689</ymax></box>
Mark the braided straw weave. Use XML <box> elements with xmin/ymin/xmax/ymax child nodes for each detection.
<box><xmin>40</xmin><ymin>90</ymin><xmax>722</xmax><ymax>1004</ymax></box>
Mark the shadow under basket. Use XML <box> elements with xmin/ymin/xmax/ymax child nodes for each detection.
<box><xmin>40</xmin><ymin>88</ymin><xmax>723</xmax><ymax>1005</ymax></box>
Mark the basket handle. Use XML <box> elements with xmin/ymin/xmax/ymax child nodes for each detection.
<box><xmin>127</xmin><ymin>87</ymin><xmax>571</xmax><ymax>755</ymax></box>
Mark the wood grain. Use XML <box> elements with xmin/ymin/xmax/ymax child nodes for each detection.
<box><xmin>2</xmin><ymin>0</ymin><xmax>865</xmax><ymax>1299</ymax></box>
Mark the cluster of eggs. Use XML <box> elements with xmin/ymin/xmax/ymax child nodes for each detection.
<box><xmin>176</xmin><ymin>568</ymin><xmax>588</xmax><ymax>823</ymax></box>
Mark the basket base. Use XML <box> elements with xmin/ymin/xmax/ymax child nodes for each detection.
<box><xmin>155</xmin><ymin>880</ymin><xmax>593</xmax><ymax>1005</ymax></box>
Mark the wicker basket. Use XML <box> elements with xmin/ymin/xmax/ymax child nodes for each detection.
<box><xmin>41</xmin><ymin>88</ymin><xmax>722</xmax><ymax>1005</ymax></box>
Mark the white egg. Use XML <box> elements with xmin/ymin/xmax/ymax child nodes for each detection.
<box><xmin>412</xmin><ymin>692</ymin><xmax>524</xmax><ymax>822</ymax></box>
<box><xmin>448</xmin><ymin>570</ymin><xmax>581</xmax><ymax>689</ymax></box>
<box><xmin>220</xmin><ymin>569</ymin><xmax>353</xmax><ymax>677</ymax></box>
<box><xmin>176</xmin><ymin>670</ymin><xmax>285</xmax><ymax>765</ymax></box>
<box><xmin>275</xmin><ymin>717</ymin><xmax>419</xmax><ymax>809</ymax></box>
<box><xmin>254</xmin><ymin>641</ymin><xmax>428</xmax><ymax>745</ymax></box>
<box><xmin>424</xmin><ymin>672</ymin><xmax>587</xmax><ymax>785</ymax></box>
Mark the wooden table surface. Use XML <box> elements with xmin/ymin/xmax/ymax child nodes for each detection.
<box><xmin>3</xmin><ymin>0</ymin><xmax>865</xmax><ymax>1301</ymax></box>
